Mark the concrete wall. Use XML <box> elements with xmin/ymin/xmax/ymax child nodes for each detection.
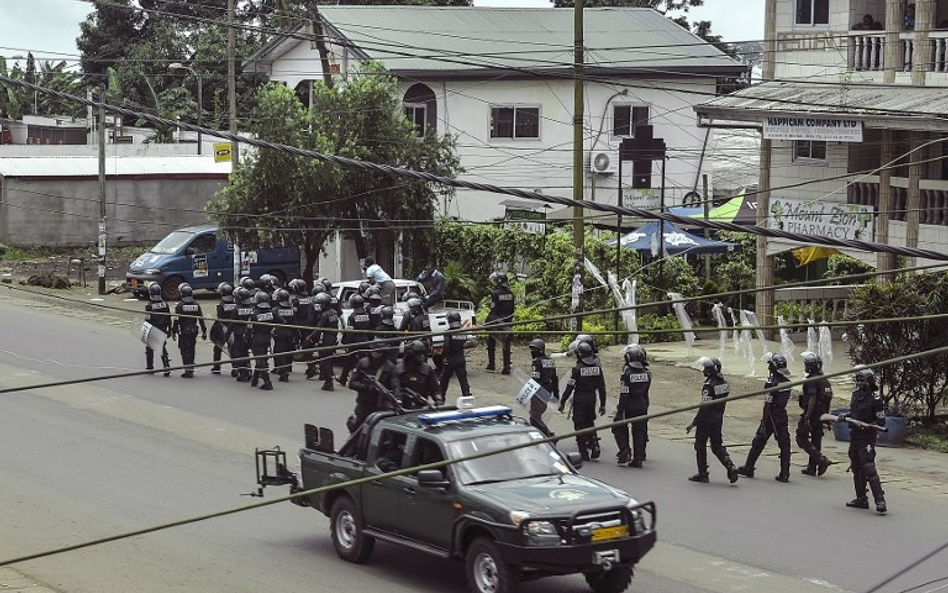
<box><xmin>0</xmin><ymin>176</ymin><xmax>227</xmax><ymax>248</ymax></box>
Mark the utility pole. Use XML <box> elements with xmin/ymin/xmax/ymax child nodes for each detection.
<box><xmin>97</xmin><ymin>85</ymin><xmax>107</xmax><ymax>295</ymax></box>
<box><xmin>572</xmin><ymin>0</ymin><xmax>585</xmax><ymax>331</ymax></box>
<box><xmin>228</xmin><ymin>0</ymin><xmax>239</xmax><ymax>165</ymax></box>
<box><xmin>756</xmin><ymin>0</ymin><xmax>777</xmax><ymax>338</ymax></box>
<box><xmin>309</xmin><ymin>1</ymin><xmax>335</xmax><ymax>88</ymax></box>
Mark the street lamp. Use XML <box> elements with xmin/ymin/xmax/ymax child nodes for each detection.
<box><xmin>169</xmin><ymin>62</ymin><xmax>202</xmax><ymax>155</ymax></box>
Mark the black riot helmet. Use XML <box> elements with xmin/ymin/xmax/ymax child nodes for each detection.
<box><xmin>405</xmin><ymin>340</ymin><xmax>428</xmax><ymax>362</ymax></box>
<box><xmin>217</xmin><ymin>282</ymin><xmax>233</xmax><ymax>297</ymax></box>
<box><xmin>529</xmin><ymin>338</ymin><xmax>546</xmax><ymax>355</ymax></box>
<box><xmin>178</xmin><ymin>283</ymin><xmax>194</xmax><ymax>300</ymax></box>
<box><xmin>623</xmin><ymin>344</ymin><xmax>648</xmax><ymax>369</ymax></box>
<box><xmin>407</xmin><ymin>297</ymin><xmax>423</xmax><ymax>313</ymax></box>
<box><xmin>801</xmin><ymin>351</ymin><xmax>822</xmax><ymax>374</ymax></box>
<box><xmin>446</xmin><ymin>311</ymin><xmax>462</xmax><ymax>329</ymax></box>
<box><xmin>321</xmin><ymin>278</ymin><xmax>333</xmax><ymax>291</ymax></box>
<box><xmin>148</xmin><ymin>282</ymin><xmax>163</xmax><ymax>301</ymax></box>
<box><xmin>288</xmin><ymin>278</ymin><xmax>307</xmax><ymax>295</ymax></box>
<box><xmin>349</xmin><ymin>294</ymin><xmax>365</xmax><ymax>309</ymax></box>
<box><xmin>235</xmin><ymin>286</ymin><xmax>252</xmax><ymax>305</ymax></box>
<box><xmin>768</xmin><ymin>352</ymin><xmax>790</xmax><ymax>377</ymax></box>
<box><xmin>311</xmin><ymin>283</ymin><xmax>325</xmax><ymax>297</ymax></box>
<box><xmin>274</xmin><ymin>288</ymin><xmax>291</xmax><ymax>307</ymax></box>
<box><xmin>403</xmin><ymin>291</ymin><xmax>421</xmax><ymax>303</ymax></box>
<box><xmin>254</xmin><ymin>290</ymin><xmax>271</xmax><ymax>309</ymax></box>
<box><xmin>240</xmin><ymin>277</ymin><xmax>256</xmax><ymax>290</ymax></box>
<box><xmin>697</xmin><ymin>356</ymin><xmax>722</xmax><ymax>378</ymax></box>
<box><xmin>314</xmin><ymin>292</ymin><xmax>331</xmax><ymax>309</ymax></box>
<box><xmin>380</xmin><ymin>306</ymin><xmax>396</xmax><ymax>325</ymax></box>
<box><xmin>358</xmin><ymin>281</ymin><xmax>371</xmax><ymax>295</ymax></box>
<box><xmin>854</xmin><ymin>368</ymin><xmax>876</xmax><ymax>388</ymax></box>
<box><xmin>575</xmin><ymin>341</ymin><xmax>595</xmax><ymax>364</ymax></box>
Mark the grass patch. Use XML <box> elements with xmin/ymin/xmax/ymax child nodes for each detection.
<box><xmin>906</xmin><ymin>419</ymin><xmax>948</xmax><ymax>454</ymax></box>
<box><xmin>0</xmin><ymin>244</ymin><xmax>57</xmax><ymax>261</ymax></box>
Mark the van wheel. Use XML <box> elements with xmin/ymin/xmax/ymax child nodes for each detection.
<box><xmin>330</xmin><ymin>496</ymin><xmax>374</xmax><ymax>564</ymax></box>
<box><xmin>161</xmin><ymin>276</ymin><xmax>185</xmax><ymax>300</ymax></box>
<box><xmin>466</xmin><ymin>537</ymin><xmax>520</xmax><ymax>593</ymax></box>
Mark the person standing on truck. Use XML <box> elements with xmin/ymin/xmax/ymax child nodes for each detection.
<box><xmin>339</xmin><ymin>294</ymin><xmax>373</xmax><ymax>385</ymax></box>
<box><xmin>272</xmin><ymin>288</ymin><xmax>298</xmax><ymax>382</ymax></box>
<box><xmin>347</xmin><ymin>340</ymin><xmax>401</xmax><ymax>432</ymax></box>
<box><xmin>144</xmin><ymin>283</ymin><xmax>173</xmax><ymax>377</ymax></box>
<box><xmin>528</xmin><ymin>339</ymin><xmax>558</xmax><ymax>438</ymax></box>
<box><xmin>416</xmin><ymin>262</ymin><xmax>446</xmax><ymax>309</ymax></box>
<box><xmin>171</xmin><ymin>283</ymin><xmax>207</xmax><ymax>379</ymax></box>
<box><xmin>614</xmin><ymin>344</ymin><xmax>651</xmax><ymax>467</ymax></box>
<box><xmin>363</xmin><ymin>256</ymin><xmax>397</xmax><ymax>306</ymax></box>
<box><xmin>686</xmin><ymin>357</ymin><xmax>740</xmax><ymax>484</ymax></box>
<box><xmin>231</xmin><ymin>286</ymin><xmax>255</xmax><ymax>382</ymax></box>
<box><xmin>249</xmin><ymin>290</ymin><xmax>276</xmax><ymax>391</ymax></box>
<box><xmin>210</xmin><ymin>282</ymin><xmax>236</xmax><ymax>375</ymax></box>
<box><xmin>485</xmin><ymin>272</ymin><xmax>515</xmax><ymax>375</ymax></box>
<box><xmin>306</xmin><ymin>292</ymin><xmax>340</xmax><ymax>391</ymax></box>
<box><xmin>440</xmin><ymin>311</ymin><xmax>473</xmax><ymax>400</ymax></box>
<box><xmin>396</xmin><ymin>340</ymin><xmax>443</xmax><ymax>409</ymax></box>
<box><xmin>558</xmin><ymin>341</ymin><xmax>606</xmax><ymax>461</ymax></box>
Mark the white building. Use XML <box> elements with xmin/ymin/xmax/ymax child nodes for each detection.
<box><xmin>244</xmin><ymin>6</ymin><xmax>745</xmax><ymax>279</ymax></box>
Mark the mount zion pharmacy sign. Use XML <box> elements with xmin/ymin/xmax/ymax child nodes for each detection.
<box><xmin>763</xmin><ymin>117</ymin><xmax>863</xmax><ymax>142</ymax></box>
<box><xmin>770</xmin><ymin>198</ymin><xmax>873</xmax><ymax>241</ymax></box>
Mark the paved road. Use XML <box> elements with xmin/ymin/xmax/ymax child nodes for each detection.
<box><xmin>1</xmin><ymin>289</ymin><xmax>946</xmax><ymax>593</ymax></box>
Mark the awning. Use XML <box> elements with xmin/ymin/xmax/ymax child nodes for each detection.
<box><xmin>666</xmin><ymin>188</ymin><xmax>758</xmax><ymax>225</ymax></box>
<box><xmin>694</xmin><ymin>81</ymin><xmax>948</xmax><ymax>132</ymax></box>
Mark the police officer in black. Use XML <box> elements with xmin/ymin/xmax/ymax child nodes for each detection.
<box><xmin>210</xmin><ymin>282</ymin><xmax>236</xmax><ymax>375</ymax></box>
<box><xmin>838</xmin><ymin>369</ymin><xmax>887</xmax><ymax>514</ymax></box>
<box><xmin>144</xmin><ymin>283</ymin><xmax>172</xmax><ymax>377</ymax></box>
<box><xmin>686</xmin><ymin>357</ymin><xmax>739</xmax><ymax>484</ymax></box>
<box><xmin>271</xmin><ymin>288</ymin><xmax>297</xmax><ymax>382</ymax></box>
<box><xmin>485</xmin><ymin>272</ymin><xmax>515</xmax><ymax>374</ymax></box>
<box><xmin>614</xmin><ymin>344</ymin><xmax>651</xmax><ymax>468</ymax></box>
<box><xmin>396</xmin><ymin>340</ymin><xmax>443</xmax><ymax>409</ymax></box>
<box><xmin>231</xmin><ymin>286</ymin><xmax>255</xmax><ymax>382</ymax></box>
<box><xmin>528</xmin><ymin>338</ymin><xmax>558</xmax><ymax>438</ymax></box>
<box><xmin>440</xmin><ymin>311</ymin><xmax>473</xmax><ymax>400</ymax></box>
<box><xmin>797</xmin><ymin>351</ymin><xmax>834</xmax><ymax>477</ymax></box>
<box><xmin>558</xmin><ymin>341</ymin><xmax>606</xmax><ymax>461</ymax></box>
<box><xmin>373</xmin><ymin>306</ymin><xmax>399</xmax><ymax>364</ymax></box>
<box><xmin>306</xmin><ymin>292</ymin><xmax>339</xmax><ymax>391</ymax></box>
<box><xmin>347</xmin><ymin>340</ymin><xmax>401</xmax><ymax>432</ymax></box>
<box><xmin>400</xmin><ymin>297</ymin><xmax>431</xmax><ymax>352</ymax></box>
<box><xmin>339</xmin><ymin>294</ymin><xmax>373</xmax><ymax>385</ymax></box>
<box><xmin>171</xmin><ymin>283</ymin><xmax>207</xmax><ymax>379</ymax></box>
<box><xmin>249</xmin><ymin>290</ymin><xmax>277</xmax><ymax>391</ymax></box>
<box><xmin>365</xmin><ymin>286</ymin><xmax>384</xmax><ymax>327</ymax></box>
<box><xmin>737</xmin><ymin>353</ymin><xmax>793</xmax><ymax>482</ymax></box>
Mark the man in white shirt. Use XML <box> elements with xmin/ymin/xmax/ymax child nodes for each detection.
<box><xmin>363</xmin><ymin>256</ymin><xmax>396</xmax><ymax>305</ymax></box>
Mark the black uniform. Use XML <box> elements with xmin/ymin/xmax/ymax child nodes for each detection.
<box><xmin>396</xmin><ymin>359</ymin><xmax>442</xmax><ymax>409</ymax></box>
<box><xmin>528</xmin><ymin>352</ymin><xmax>558</xmax><ymax>437</ymax></box>
<box><xmin>172</xmin><ymin>299</ymin><xmax>206</xmax><ymax>377</ymax></box>
<box><xmin>689</xmin><ymin>374</ymin><xmax>738</xmax><ymax>480</ymax></box>
<box><xmin>232</xmin><ymin>301</ymin><xmax>254</xmax><ymax>382</ymax></box>
<box><xmin>846</xmin><ymin>384</ymin><xmax>886</xmax><ymax>509</ymax></box>
<box><xmin>400</xmin><ymin>309</ymin><xmax>431</xmax><ymax>348</ymax></box>
<box><xmin>373</xmin><ymin>320</ymin><xmax>398</xmax><ymax>364</ymax></box>
<box><xmin>306</xmin><ymin>306</ymin><xmax>339</xmax><ymax>389</ymax></box>
<box><xmin>272</xmin><ymin>304</ymin><xmax>297</xmax><ymax>381</ymax></box>
<box><xmin>250</xmin><ymin>305</ymin><xmax>277</xmax><ymax>389</ymax></box>
<box><xmin>211</xmin><ymin>296</ymin><xmax>237</xmax><ymax>374</ymax></box>
<box><xmin>440</xmin><ymin>330</ymin><xmax>472</xmax><ymax>399</ymax></box>
<box><xmin>348</xmin><ymin>356</ymin><xmax>400</xmax><ymax>432</ymax></box>
<box><xmin>558</xmin><ymin>356</ymin><xmax>606</xmax><ymax>460</ymax></box>
<box><xmin>739</xmin><ymin>372</ymin><xmax>793</xmax><ymax>480</ymax></box>
<box><xmin>486</xmin><ymin>283</ymin><xmax>515</xmax><ymax>372</ymax></box>
<box><xmin>797</xmin><ymin>373</ymin><xmax>833</xmax><ymax>475</ymax></box>
<box><xmin>340</xmin><ymin>307</ymin><xmax>373</xmax><ymax>384</ymax></box>
<box><xmin>613</xmin><ymin>365</ymin><xmax>651</xmax><ymax>466</ymax></box>
<box><xmin>292</xmin><ymin>293</ymin><xmax>313</xmax><ymax>365</ymax></box>
<box><xmin>144</xmin><ymin>299</ymin><xmax>172</xmax><ymax>375</ymax></box>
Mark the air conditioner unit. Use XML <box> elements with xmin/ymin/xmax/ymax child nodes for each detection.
<box><xmin>588</xmin><ymin>150</ymin><xmax>616</xmax><ymax>175</ymax></box>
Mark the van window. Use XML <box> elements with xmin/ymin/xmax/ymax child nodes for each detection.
<box><xmin>189</xmin><ymin>234</ymin><xmax>217</xmax><ymax>254</ymax></box>
<box><xmin>152</xmin><ymin>231</ymin><xmax>195</xmax><ymax>254</ymax></box>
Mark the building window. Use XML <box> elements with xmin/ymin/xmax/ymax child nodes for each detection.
<box><xmin>794</xmin><ymin>140</ymin><xmax>828</xmax><ymax>162</ymax></box>
<box><xmin>404</xmin><ymin>84</ymin><xmax>437</xmax><ymax>137</ymax></box>
<box><xmin>796</xmin><ymin>0</ymin><xmax>829</xmax><ymax>25</ymax></box>
<box><xmin>612</xmin><ymin>105</ymin><xmax>650</xmax><ymax>137</ymax></box>
<box><xmin>490</xmin><ymin>106</ymin><xmax>540</xmax><ymax>139</ymax></box>
<box><xmin>404</xmin><ymin>103</ymin><xmax>427</xmax><ymax>136</ymax></box>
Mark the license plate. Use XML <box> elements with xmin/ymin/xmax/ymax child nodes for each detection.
<box><xmin>591</xmin><ymin>525</ymin><xmax>628</xmax><ymax>542</ymax></box>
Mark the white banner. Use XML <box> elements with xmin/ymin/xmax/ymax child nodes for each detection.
<box><xmin>763</xmin><ymin>117</ymin><xmax>863</xmax><ymax>142</ymax></box>
<box><xmin>769</xmin><ymin>198</ymin><xmax>873</xmax><ymax>241</ymax></box>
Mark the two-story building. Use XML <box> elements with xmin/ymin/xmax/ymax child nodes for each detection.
<box><xmin>243</xmin><ymin>6</ymin><xmax>745</xmax><ymax>279</ymax></box>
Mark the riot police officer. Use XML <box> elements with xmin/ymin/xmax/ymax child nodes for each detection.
<box><xmin>373</xmin><ymin>306</ymin><xmax>398</xmax><ymax>364</ymax></box>
<box><xmin>171</xmin><ymin>283</ymin><xmax>207</xmax><ymax>378</ymax></box>
<box><xmin>527</xmin><ymin>339</ymin><xmax>558</xmax><ymax>438</ymax></box>
<box><xmin>144</xmin><ymin>283</ymin><xmax>172</xmax><ymax>377</ymax></box>
<box><xmin>231</xmin><ymin>286</ymin><xmax>255</xmax><ymax>382</ymax></box>
<box><xmin>485</xmin><ymin>272</ymin><xmax>515</xmax><ymax>374</ymax></box>
<box><xmin>396</xmin><ymin>340</ymin><xmax>442</xmax><ymax>409</ymax></box>
<box><xmin>798</xmin><ymin>351</ymin><xmax>834</xmax><ymax>476</ymax></box>
<box><xmin>347</xmin><ymin>339</ymin><xmax>401</xmax><ymax>432</ymax></box>
<box><xmin>289</xmin><ymin>279</ymin><xmax>311</xmax><ymax>372</ymax></box>
<box><xmin>686</xmin><ymin>357</ymin><xmax>739</xmax><ymax>484</ymax></box>
<box><xmin>306</xmin><ymin>292</ymin><xmax>339</xmax><ymax>391</ymax></box>
<box><xmin>210</xmin><ymin>282</ymin><xmax>236</xmax><ymax>375</ymax></box>
<box><xmin>440</xmin><ymin>311</ymin><xmax>473</xmax><ymax>400</ymax></box>
<box><xmin>339</xmin><ymin>294</ymin><xmax>373</xmax><ymax>385</ymax></box>
<box><xmin>737</xmin><ymin>353</ymin><xmax>793</xmax><ymax>482</ymax></box>
<box><xmin>838</xmin><ymin>369</ymin><xmax>887</xmax><ymax>513</ymax></box>
<box><xmin>400</xmin><ymin>297</ymin><xmax>431</xmax><ymax>352</ymax></box>
<box><xmin>558</xmin><ymin>341</ymin><xmax>606</xmax><ymax>461</ymax></box>
<box><xmin>272</xmin><ymin>288</ymin><xmax>297</xmax><ymax>382</ymax></box>
<box><xmin>365</xmin><ymin>286</ymin><xmax>384</xmax><ymax>328</ymax></box>
<box><xmin>249</xmin><ymin>290</ymin><xmax>277</xmax><ymax>391</ymax></box>
<box><xmin>614</xmin><ymin>344</ymin><xmax>651</xmax><ymax>467</ymax></box>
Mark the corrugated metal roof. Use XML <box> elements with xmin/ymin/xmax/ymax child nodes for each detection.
<box><xmin>697</xmin><ymin>81</ymin><xmax>948</xmax><ymax>127</ymax></box>
<box><xmin>253</xmin><ymin>7</ymin><xmax>741</xmax><ymax>75</ymax></box>
<box><xmin>0</xmin><ymin>156</ymin><xmax>232</xmax><ymax>178</ymax></box>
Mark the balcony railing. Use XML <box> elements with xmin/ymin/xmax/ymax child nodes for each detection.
<box><xmin>849</xmin><ymin>32</ymin><xmax>948</xmax><ymax>72</ymax></box>
<box><xmin>848</xmin><ymin>178</ymin><xmax>948</xmax><ymax>226</ymax></box>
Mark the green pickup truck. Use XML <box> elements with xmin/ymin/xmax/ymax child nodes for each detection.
<box><xmin>254</xmin><ymin>404</ymin><xmax>656</xmax><ymax>593</ymax></box>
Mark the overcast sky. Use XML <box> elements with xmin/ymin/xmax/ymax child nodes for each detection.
<box><xmin>0</xmin><ymin>0</ymin><xmax>764</xmax><ymax>68</ymax></box>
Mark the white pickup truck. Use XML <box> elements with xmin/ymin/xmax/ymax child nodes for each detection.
<box><xmin>332</xmin><ymin>279</ymin><xmax>477</xmax><ymax>363</ymax></box>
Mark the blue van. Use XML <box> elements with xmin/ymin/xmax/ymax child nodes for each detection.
<box><xmin>126</xmin><ymin>225</ymin><xmax>301</xmax><ymax>299</ymax></box>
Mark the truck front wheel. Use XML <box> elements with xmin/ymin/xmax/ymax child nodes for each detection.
<box><xmin>584</xmin><ymin>565</ymin><xmax>633</xmax><ymax>593</ymax></box>
<box><xmin>466</xmin><ymin>537</ymin><xmax>520</xmax><ymax>593</ymax></box>
<box><xmin>330</xmin><ymin>496</ymin><xmax>374</xmax><ymax>564</ymax></box>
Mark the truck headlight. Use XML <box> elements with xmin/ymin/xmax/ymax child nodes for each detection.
<box><xmin>144</xmin><ymin>268</ymin><xmax>163</xmax><ymax>276</ymax></box>
<box><xmin>511</xmin><ymin>511</ymin><xmax>562</xmax><ymax>547</ymax></box>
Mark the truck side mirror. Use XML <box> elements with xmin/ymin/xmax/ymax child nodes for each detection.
<box><xmin>417</xmin><ymin>469</ymin><xmax>450</xmax><ymax>488</ymax></box>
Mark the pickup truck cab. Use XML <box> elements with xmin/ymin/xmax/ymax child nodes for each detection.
<box><xmin>254</xmin><ymin>403</ymin><xmax>656</xmax><ymax>593</ymax></box>
<box><xmin>126</xmin><ymin>225</ymin><xmax>301</xmax><ymax>300</ymax></box>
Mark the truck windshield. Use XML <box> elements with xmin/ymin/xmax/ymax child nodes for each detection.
<box><xmin>447</xmin><ymin>432</ymin><xmax>572</xmax><ymax>486</ymax></box>
<box><xmin>151</xmin><ymin>231</ymin><xmax>196</xmax><ymax>254</ymax></box>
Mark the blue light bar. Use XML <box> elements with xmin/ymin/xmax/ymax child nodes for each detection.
<box><xmin>417</xmin><ymin>405</ymin><xmax>513</xmax><ymax>425</ymax></box>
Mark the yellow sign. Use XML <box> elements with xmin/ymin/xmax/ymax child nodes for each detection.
<box><xmin>214</xmin><ymin>143</ymin><xmax>232</xmax><ymax>163</ymax></box>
